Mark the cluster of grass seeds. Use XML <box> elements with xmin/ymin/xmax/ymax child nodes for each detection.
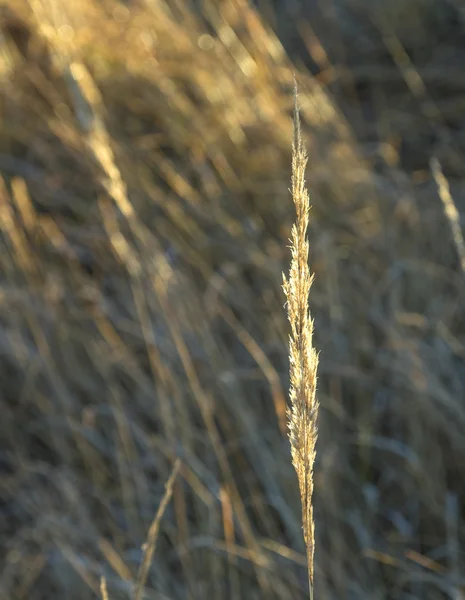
<box><xmin>283</xmin><ymin>84</ymin><xmax>319</xmax><ymax>600</ymax></box>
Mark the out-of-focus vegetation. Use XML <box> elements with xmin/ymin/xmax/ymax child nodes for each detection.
<box><xmin>1</xmin><ymin>1</ymin><xmax>465</xmax><ymax>598</ymax></box>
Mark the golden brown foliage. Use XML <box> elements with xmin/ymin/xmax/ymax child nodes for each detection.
<box><xmin>1</xmin><ymin>1</ymin><xmax>465</xmax><ymax>599</ymax></box>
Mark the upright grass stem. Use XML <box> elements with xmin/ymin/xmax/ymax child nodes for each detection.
<box><xmin>283</xmin><ymin>82</ymin><xmax>319</xmax><ymax>600</ymax></box>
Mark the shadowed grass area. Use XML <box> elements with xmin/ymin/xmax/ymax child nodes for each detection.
<box><xmin>1</xmin><ymin>1</ymin><xmax>465</xmax><ymax>599</ymax></box>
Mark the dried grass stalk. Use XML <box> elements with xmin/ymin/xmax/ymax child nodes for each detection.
<box><xmin>283</xmin><ymin>82</ymin><xmax>319</xmax><ymax>600</ymax></box>
<box><xmin>134</xmin><ymin>459</ymin><xmax>181</xmax><ymax>600</ymax></box>
<box><xmin>100</xmin><ymin>576</ymin><xmax>110</xmax><ymax>600</ymax></box>
<box><xmin>430</xmin><ymin>157</ymin><xmax>465</xmax><ymax>275</ymax></box>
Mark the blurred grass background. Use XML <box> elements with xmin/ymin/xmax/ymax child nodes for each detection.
<box><xmin>1</xmin><ymin>1</ymin><xmax>465</xmax><ymax>598</ymax></box>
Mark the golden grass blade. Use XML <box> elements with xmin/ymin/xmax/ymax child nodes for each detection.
<box><xmin>100</xmin><ymin>576</ymin><xmax>110</xmax><ymax>600</ymax></box>
<box><xmin>134</xmin><ymin>459</ymin><xmax>181</xmax><ymax>600</ymax></box>
<box><xmin>430</xmin><ymin>158</ymin><xmax>465</xmax><ymax>275</ymax></box>
<box><xmin>282</xmin><ymin>80</ymin><xmax>319</xmax><ymax>600</ymax></box>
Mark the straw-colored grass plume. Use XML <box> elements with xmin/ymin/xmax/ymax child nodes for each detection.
<box><xmin>282</xmin><ymin>82</ymin><xmax>319</xmax><ymax>600</ymax></box>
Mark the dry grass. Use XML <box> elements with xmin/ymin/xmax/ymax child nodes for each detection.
<box><xmin>134</xmin><ymin>459</ymin><xmax>180</xmax><ymax>600</ymax></box>
<box><xmin>283</xmin><ymin>84</ymin><xmax>319</xmax><ymax>600</ymax></box>
<box><xmin>1</xmin><ymin>1</ymin><xmax>465</xmax><ymax>599</ymax></box>
<box><xmin>431</xmin><ymin>158</ymin><xmax>465</xmax><ymax>275</ymax></box>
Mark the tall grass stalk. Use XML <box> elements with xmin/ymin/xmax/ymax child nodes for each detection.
<box><xmin>283</xmin><ymin>83</ymin><xmax>320</xmax><ymax>600</ymax></box>
<box><xmin>100</xmin><ymin>576</ymin><xmax>109</xmax><ymax>600</ymax></box>
<box><xmin>431</xmin><ymin>157</ymin><xmax>465</xmax><ymax>275</ymax></box>
<box><xmin>134</xmin><ymin>459</ymin><xmax>181</xmax><ymax>600</ymax></box>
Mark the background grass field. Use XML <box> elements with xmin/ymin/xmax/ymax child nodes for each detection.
<box><xmin>1</xmin><ymin>1</ymin><xmax>465</xmax><ymax>598</ymax></box>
